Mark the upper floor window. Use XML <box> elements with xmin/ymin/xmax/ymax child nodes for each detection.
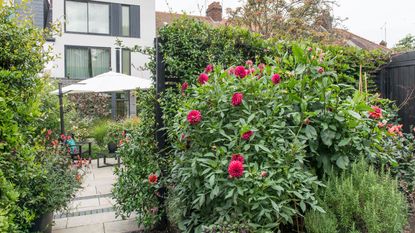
<box><xmin>121</xmin><ymin>6</ymin><xmax>130</xmax><ymax>36</ymax></box>
<box><xmin>66</xmin><ymin>1</ymin><xmax>109</xmax><ymax>34</ymax></box>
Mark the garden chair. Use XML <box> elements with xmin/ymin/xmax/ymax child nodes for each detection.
<box><xmin>66</xmin><ymin>134</ymin><xmax>92</xmax><ymax>164</ymax></box>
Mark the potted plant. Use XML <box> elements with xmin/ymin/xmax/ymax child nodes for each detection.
<box><xmin>104</xmin><ymin>122</ymin><xmax>123</xmax><ymax>153</ymax></box>
<box><xmin>30</xmin><ymin>140</ymin><xmax>81</xmax><ymax>233</ymax></box>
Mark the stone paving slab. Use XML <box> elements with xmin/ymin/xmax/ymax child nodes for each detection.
<box><xmin>104</xmin><ymin>219</ymin><xmax>140</xmax><ymax>233</ymax></box>
<box><xmin>53</xmin><ymin>223</ymin><xmax>105</xmax><ymax>233</ymax></box>
<box><xmin>53</xmin><ymin>159</ymin><xmax>138</xmax><ymax>233</ymax></box>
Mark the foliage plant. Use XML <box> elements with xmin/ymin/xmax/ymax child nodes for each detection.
<box><xmin>166</xmin><ymin>57</ymin><xmax>414</xmax><ymax>231</ymax></box>
<box><xmin>0</xmin><ymin>4</ymin><xmax>79</xmax><ymax>232</ymax></box>
<box><xmin>304</xmin><ymin>160</ymin><xmax>408</xmax><ymax>233</ymax></box>
<box><xmin>112</xmin><ymin>89</ymin><xmax>163</xmax><ymax>228</ymax></box>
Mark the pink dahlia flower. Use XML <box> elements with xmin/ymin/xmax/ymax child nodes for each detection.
<box><xmin>271</xmin><ymin>74</ymin><xmax>281</xmax><ymax>85</ymax></box>
<box><xmin>187</xmin><ymin>110</ymin><xmax>202</xmax><ymax>125</ymax></box>
<box><xmin>228</xmin><ymin>160</ymin><xmax>244</xmax><ymax>178</ymax></box>
<box><xmin>235</xmin><ymin>66</ymin><xmax>248</xmax><ymax>78</ymax></box>
<box><xmin>241</xmin><ymin>130</ymin><xmax>253</xmax><ymax>140</ymax></box>
<box><xmin>231</xmin><ymin>92</ymin><xmax>243</xmax><ymax>106</ymax></box>
<box><xmin>198</xmin><ymin>73</ymin><xmax>209</xmax><ymax>85</ymax></box>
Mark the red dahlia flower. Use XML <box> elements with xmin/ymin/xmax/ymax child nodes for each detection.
<box><xmin>231</xmin><ymin>93</ymin><xmax>243</xmax><ymax>106</ymax></box>
<box><xmin>231</xmin><ymin>154</ymin><xmax>244</xmax><ymax>164</ymax></box>
<box><xmin>181</xmin><ymin>82</ymin><xmax>188</xmax><ymax>92</ymax></box>
<box><xmin>228</xmin><ymin>160</ymin><xmax>244</xmax><ymax>178</ymax></box>
<box><xmin>198</xmin><ymin>73</ymin><xmax>209</xmax><ymax>85</ymax></box>
<box><xmin>205</xmin><ymin>64</ymin><xmax>213</xmax><ymax>73</ymax></box>
<box><xmin>271</xmin><ymin>74</ymin><xmax>281</xmax><ymax>84</ymax></box>
<box><xmin>148</xmin><ymin>173</ymin><xmax>158</xmax><ymax>184</ymax></box>
<box><xmin>235</xmin><ymin>66</ymin><xmax>247</xmax><ymax>78</ymax></box>
<box><xmin>187</xmin><ymin>110</ymin><xmax>202</xmax><ymax>125</ymax></box>
<box><xmin>369</xmin><ymin>106</ymin><xmax>382</xmax><ymax>119</ymax></box>
<box><xmin>241</xmin><ymin>130</ymin><xmax>254</xmax><ymax>140</ymax></box>
<box><xmin>228</xmin><ymin>67</ymin><xmax>235</xmax><ymax>75</ymax></box>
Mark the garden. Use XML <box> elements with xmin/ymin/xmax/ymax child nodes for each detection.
<box><xmin>1</xmin><ymin>3</ymin><xmax>415</xmax><ymax>233</ymax></box>
<box><xmin>113</xmin><ymin>18</ymin><xmax>415</xmax><ymax>233</ymax></box>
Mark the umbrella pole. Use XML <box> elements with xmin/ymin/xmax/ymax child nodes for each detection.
<box><xmin>58</xmin><ymin>82</ymin><xmax>65</xmax><ymax>135</ymax></box>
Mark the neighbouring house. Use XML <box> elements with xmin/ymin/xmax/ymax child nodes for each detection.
<box><xmin>16</xmin><ymin>0</ymin><xmax>155</xmax><ymax>118</ymax></box>
<box><xmin>156</xmin><ymin>2</ymin><xmax>390</xmax><ymax>53</ymax></box>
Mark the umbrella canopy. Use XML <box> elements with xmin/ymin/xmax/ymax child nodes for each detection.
<box><xmin>51</xmin><ymin>71</ymin><xmax>152</xmax><ymax>95</ymax></box>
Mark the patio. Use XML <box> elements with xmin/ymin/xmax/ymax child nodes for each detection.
<box><xmin>52</xmin><ymin>159</ymin><xmax>140</xmax><ymax>233</ymax></box>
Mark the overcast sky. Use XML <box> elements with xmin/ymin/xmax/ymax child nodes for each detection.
<box><xmin>156</xmin><ymin>0</ymin><xmax>415</xmax><ymax>47</ymax></box>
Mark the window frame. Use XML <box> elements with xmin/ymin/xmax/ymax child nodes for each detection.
<box><xmin>64</xmin><ymin>45</ymin><xmax>112</xmax><ymax>79</ymax></box>
<box><xmin>121</xmin><ymin>48</ymin><xmax>131</xmax><ymax>75</ymax></box>
<box><xmin>64</xmin><ymin>0</ymin><xmax>111</xmax><ymax>35</ymax></box>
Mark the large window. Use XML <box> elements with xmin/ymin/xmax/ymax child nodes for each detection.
<box><xmin>66</xmin><ymin>1</ymin><xmax>109</xmax><ymax>34</ymax></box>
<box><xmin>122</xmin><ymin>49</ymin><xmax>131</xmax><ymax>75</ymax></box>
<box><xmin>121</xmin><ymin>6</ymin><xmax>130</xmax><ymax>36</ymax></box>
<box><xmin>65</xmin><ymin>46</ymin><xmax>110</xmax><ymax>79</ymax></box>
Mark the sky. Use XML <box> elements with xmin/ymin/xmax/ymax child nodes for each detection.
<box><xmin>155</xmin><ymin>0</ymin><xmax>415</xmax><ymax>47</ymax></box>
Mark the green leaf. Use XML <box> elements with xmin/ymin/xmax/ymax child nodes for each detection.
<box><xmin>299</xmin><ymin>201</ymin><xmax>306</xmax><ymax>212</ymax></box>
<box><xmin>208</xmin><ymin>174</ymin><xmax>215</xmax><ymax>187</ymax></box>
<box><xmin>225</xmin><ymin>188</ymin><xmax>234</xmax><ymax>199</ymax></box>
<box><xmin>305</xmin><ymin>125</ymin><xmax>317</xmax><ymax>139</ymax></box>
<box><xmin>348</xmin><ymin>110</ymin><xmax>361</xmax><ymax>119</ymax></box>
<box><xmin>338</xmin><ymin>138</ymin><xmax>351</xmax><ymax>147</ymax></box>
<box><xmin>258</xmin><ymin>144</ymin><xmax>271</xmax><ymax>153</ymax></box>
<box><xmin>321</xmin><ymin>129</ymin><xmax>336</xmax><ymax>146</ymax></box>
<box><xmin>336</xmin><ymin>156</ymin><xmax>349</xmax><ymax>169</ymax></box>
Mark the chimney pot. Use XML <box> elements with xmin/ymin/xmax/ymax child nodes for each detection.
<box><xmin>206</xmin><ymin>2</ymin><xmax>222</xmax><ymax>22</ymax></box>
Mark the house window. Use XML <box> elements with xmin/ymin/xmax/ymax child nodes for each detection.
<box><xmin>122</xmin><ymin>49</ymin><xmax>131</xmax><ymax>75</ymax></box>
<box><xmin>65</xmin><ymin>46</ymin><xmax>110</xmax><ymax>79</ymax></box>
<box><xmin>121</xmin><ymin>6</ymin><xmax>130</xmax><ymax>36</ymax></box>
<box><xmin>65</xmin><ymin>1</ymin><xmax>109</xmax><ymax>34</ymax></box>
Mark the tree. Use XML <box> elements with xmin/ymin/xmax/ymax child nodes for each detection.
<box><xmin>227</xmin><ymin>0</ymin><xmax>339</xmax><ymax>41</ymax></box>
<box><xmin>394</xmin><ymin>34</ymin><xmax>415</xmax><ymax>52</ymax></box>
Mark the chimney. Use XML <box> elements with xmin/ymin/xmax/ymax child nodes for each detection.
<box><xmin>206</xmin><ymin>2</ymin><xmax>222</xmax><ymax>22</ymax></box>
<box><xmin>379</xmin><ymin>40</ymin><xmax>387</xmax><ymax>47</ymax></box>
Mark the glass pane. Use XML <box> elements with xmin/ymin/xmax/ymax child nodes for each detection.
<box><xmin>88</xmin><ymin>3</ymin><xmax>109</xmax><ymax>34</ymax></box>
<box><xmin>122</xmin><ymin>49</ymin><xmax>131</xmax><ymax>75</ymax></box>
<box><xmin>121</xmin><ymin>6</ymin><xmax>130</xmax><ymax>36</ymax></box>
<box><xmin>91</xmin><ymin>48</ymin><xmax>110</xmax><ymax>77</ymax></box>
<box><xmin>65</xmin><ymin>47</ymin><xmax>90</xmax><ymax>79</ymax></box>
<box><xmin>66</xmin><ymin>1</ymin><xmax>87</xmax><ymax>32</ymax></box>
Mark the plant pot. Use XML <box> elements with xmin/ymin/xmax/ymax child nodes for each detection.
<box><xmin>108</xmin><ymin>142</ymin><xmax>117</xmax><ymax>153</ymax></box>
<box><xmin>30</xmin><ymin>212</ymin><xmax>53</xmax><ymax>233</ymax></box>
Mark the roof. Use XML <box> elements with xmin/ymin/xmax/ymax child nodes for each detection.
<box><xmin>334</xmin><ymin>29</ymin><xmax>390</xmax><ymax>52</ymax></box>
<box><xmin>156</xmin><ymin>11</ymin><xmax>227</xmax><ymax>31</ymax></box>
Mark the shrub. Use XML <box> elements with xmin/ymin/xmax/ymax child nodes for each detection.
<box><xmin>305</xmin><ymin>160</ymin><xmax>408</xmax><ymax>233</ymax></box>
<box><xmin>112</xmin><ymin>89</ymin><xmax>162</xmax><ymax>228</ymax></box>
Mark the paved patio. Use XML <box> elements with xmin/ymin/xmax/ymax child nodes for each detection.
<box><xmin>52</xmin><ymin>158</ymin><xmax>140</xmax><ymax>233</ymax></box>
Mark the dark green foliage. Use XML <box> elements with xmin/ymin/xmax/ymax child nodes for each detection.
<box><xmin>0</xmin><ymin>5</ymin><xmax>78</xmax><ymax>232</ymax></box>
<box><xmin>112</xmin><ymin>89</ymin><xmax>162</xmax><ymax>228</ymax></box>
<box><xmin>305</xmin><ymin>160</ymin><xmax>408</xmax><ymax>233</ymax></box>
<box><xmin>158</xmin><ymin>17</ymin><xmax>389</xmax><ymax>87</ymax></box>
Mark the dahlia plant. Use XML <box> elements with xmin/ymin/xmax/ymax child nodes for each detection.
<box><xmin>167</xmin><ymin>52</ymin><xmax>415</xmax><ymax>231</ymax></box>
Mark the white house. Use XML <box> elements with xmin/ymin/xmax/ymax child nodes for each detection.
<box><xmin>17</xmin><ymin>0</ymin><xmax>155</xmax><ymax>117</ymax></box>
<box><xmin>44</xmin><ymin>0</ymin><xmax>155</xmax><ymax>80</ymax></box>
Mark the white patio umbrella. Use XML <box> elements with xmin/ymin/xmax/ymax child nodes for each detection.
<box><xmin>51</xmin><ymin>71</ymin><xmax>152</xmax><ymax>95</ymax></box>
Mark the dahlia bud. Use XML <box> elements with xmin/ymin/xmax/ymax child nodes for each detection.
<box><xmin>261</xmin><ymin>171</ymin><xmax>268</xmax><ymax>177</ymax></box>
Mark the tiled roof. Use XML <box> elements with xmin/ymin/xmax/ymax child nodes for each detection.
<box><xmin>334</xmin><ymin>29</ymin><xmax>390</xmax><ymax>52</ymax></box>
<box><xmin>156</xmin><ymin>11</ymin><xmax>226</xmax><ymax>31</ymax></box>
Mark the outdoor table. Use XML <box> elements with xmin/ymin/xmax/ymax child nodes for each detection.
<box><xmin>97</xmin><ymin>151</ymin><xmax>121</xmax><ymax>168</ymax></box>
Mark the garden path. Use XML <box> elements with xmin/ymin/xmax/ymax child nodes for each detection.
<box><xmin>52</xmin><ymin>158</ymin><xmax>140</xmax><ymax>233</ymax></box>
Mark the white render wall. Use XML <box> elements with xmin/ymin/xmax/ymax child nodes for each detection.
<box><xmin>44</xmin><ymin>0</ymin><xmax>155</xmax><ymax>79</ymax></box>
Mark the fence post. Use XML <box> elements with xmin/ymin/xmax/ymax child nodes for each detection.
<box><xmin>154</xmin><ymin>37</ymin><xmax>168</xmax><ymax>230</ymax></box>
